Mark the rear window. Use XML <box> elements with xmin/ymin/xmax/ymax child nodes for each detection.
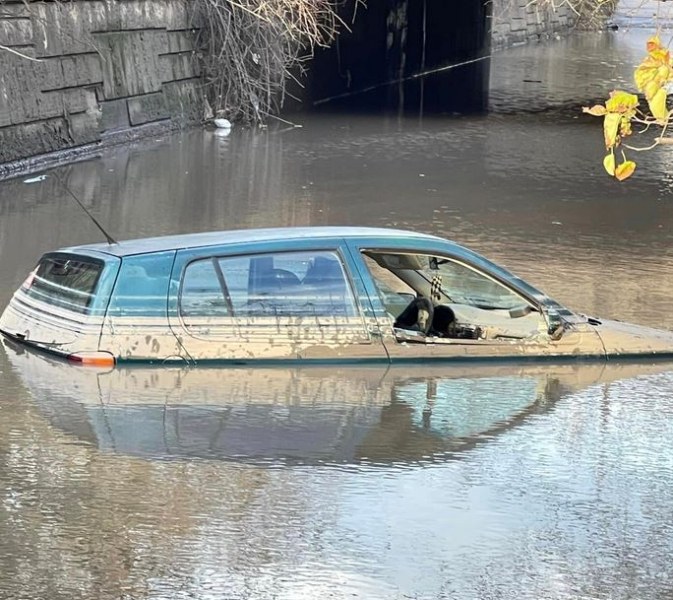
<box><xmin>22</xmin><ymin>254</ymin><xmax>104</xmax><ymax>314</ymax></box>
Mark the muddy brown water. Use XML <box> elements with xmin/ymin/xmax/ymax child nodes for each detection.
<box><xmin>2</xmin><ymin>32</ymin><xmax>673</xmax><ymax>599</ymax></box>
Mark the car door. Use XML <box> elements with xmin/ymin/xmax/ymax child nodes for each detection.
<box><xmin>346</xmin><ymin>238</ymin><xmax>605</xmax><ymax>362</ymax></box>
<box><xmin>168</xmin><ymin>239</ymin><xmax>388</xmax><ymax>363</ymax></box>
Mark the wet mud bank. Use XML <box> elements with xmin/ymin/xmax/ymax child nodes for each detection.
<box><xmin>0</xmin><ymin>119</ymin><xmax>186</xmax><ymax>181</ymax></box>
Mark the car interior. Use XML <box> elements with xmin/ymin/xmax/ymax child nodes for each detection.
<box><xmin>361</xmin><ymin>251</ymin><xmax>546</xmax><ymax>342</ymax></box>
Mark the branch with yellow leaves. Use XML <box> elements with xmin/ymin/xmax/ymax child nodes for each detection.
<box><xmin>582</xmin><ymin>35</ymin><xmax>673</xmax><ymax>181</ymax></box>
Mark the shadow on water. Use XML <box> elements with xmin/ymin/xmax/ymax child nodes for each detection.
<box><xmin>5</xmin><ymin>338</ymin><xmax>673</xmax><ymax>467</ymax></box>
<box><xmin>305</xmin><ymin>0</ymin><xmax>491</xmax><ymax>115</ymax></box>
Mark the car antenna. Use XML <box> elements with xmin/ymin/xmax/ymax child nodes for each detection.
<box><xmin>25</xmin><ymin>172</ymin><xmax>118</xmax><ymax>245</ymax></box>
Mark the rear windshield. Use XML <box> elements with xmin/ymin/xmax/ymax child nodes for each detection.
<box><xmin>22</xmin><ymin>254</ymin><xmax>104</xmax><ymax>314</ymax></box>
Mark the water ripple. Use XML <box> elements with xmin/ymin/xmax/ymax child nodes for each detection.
<box><xmin>2</xmin><ymin>28</ymin><xmax>673</xmax><ymax>600</ymax></box>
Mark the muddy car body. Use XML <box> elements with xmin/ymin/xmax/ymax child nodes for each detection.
<box><xmin>1</xmin><ymin>226</ymin><xmax>672</xmax><ymax>365</ymax></box>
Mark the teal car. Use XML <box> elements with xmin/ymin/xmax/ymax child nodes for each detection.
<box><xmin>2</xmin><ymin>226</ymin><xmax>673</xmax><ymax>365</ymax></box>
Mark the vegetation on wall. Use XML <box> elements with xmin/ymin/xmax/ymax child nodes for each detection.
<box><xmin>497</xmin><ymin>0</ymin><xmax>617</xmax><ymax>28</ymax></box>
<box><xmin>189</xmin><ymin>0</ymin><xmax>352</xmax><ymax>123</ymax></box>
<box><xmin>531</xmin><ymin>0</ymin><xmax>617</xmax><ymax>24</ymax></box>
<box><xmin>0</xmin><ymin>0</ymin><xmax>353</xmax><ymax>125</ymax></box>
<box><xmin>193</xmin><ymin>0</ymin><xmax>612</xmax><ymax>124</ymax></box>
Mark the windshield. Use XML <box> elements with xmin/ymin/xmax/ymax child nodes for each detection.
<box><xmin>365</xmin><ymin>252</ymin><xmax>531</xmax><ymax>312</ymax></box>
<box><xmin>424</xmin><ymin>256</ymin><xmax>525</xmax><ymax>310</ymax></box>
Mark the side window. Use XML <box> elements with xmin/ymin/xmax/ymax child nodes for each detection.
<box><xmin>361</xmin><ymin>253</ymin><xmax>415</xmax><ymax>318</ymax></box>
<box><xmin>180</xmin><ymin>259</ymin><xmax>232</xmax><ymax>317</ymax></box>
<box><xmin>107</xmin><ymin>251</ymin><xmax>175</xmax><ymax>318</ymax></box>
<box><xmin>180</xmin><ymin>250</ymin><xmax>358</xmax><ymax>320</ymax></box>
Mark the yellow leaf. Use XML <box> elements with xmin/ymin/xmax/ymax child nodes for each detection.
<box><xmin>583</xmin><ymin>104</ymin><xmax>607</xmax><ymax>116</ymax></box>
<box><xmin>651</xmin><ymin>48</ymin><xmax>671</xmax><ymax>64</ymax></box>
<box><xmin>619</xmin><ymin>116</ymin><xmax>632</xmax><ymax>137</ymax></box>
<box><xmin>647</xmin><ymin>35</ymin><xmax>662</xmax><ymax>54</ymax></box>
<box><xmin>648</xmin><ymin>87</ymin><xmax>669</xmax><ymax>121</ymax></box>
<box><xmin>645</xmin><ymin>35</ymin><xmax>670</xmax><ymax>64</ymax></box>
<box><xmin>635</xmin><ymin>64</ymin><xmax>652</xmax><ymax>92</ymax></box>
<box><xmin>603</xmin><ymin>152</ymin><xmax>616</xmax><ymax>176</ymax></box>
<box><xmin>644</xmin><ymin>79</ymin><xmax>660</xmax><ymax>99</ymax></box>
<box><xmin>605</xmin><ymin>91</ymin><xmax>639</xmax><ymax>113</ymax></box>
<box><xmin>656</xmin><ymin>64</ymin><xmax>671</xmax><ymax>85</ymax></box>
<box><xmin>615</xmin><ymin>160</ymin><xmax>636</xmax><ymax>181</ymax></box>
<box><xmin>635</xmin><ymin>47</ymin><xmax>672</xmax><ymax>97</ymax></box>
<box><xmin>603</xmin><ymin>113</ymin><xmax>621</xmax><ymax>148</ymax></box>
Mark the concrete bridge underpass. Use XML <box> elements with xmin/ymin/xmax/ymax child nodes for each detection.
<box><xmin>307</xmin><ymin>0</ymin><xmax>492</xmax><ymax>114</ymax></box>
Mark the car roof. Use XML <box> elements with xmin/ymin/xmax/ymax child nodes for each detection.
<box><xmin>62</xmin><ymin>226</ymin><xmax>443</xmax><ymax>258</ymax></box>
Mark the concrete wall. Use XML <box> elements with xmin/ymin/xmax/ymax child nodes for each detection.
<box><xmin>491</xmin><ymin>0</ymin><xmax>578</xmax><ymax>49</ymax></box>
<box><xmin>0</xmin><ymin>0</ymin><xmax>582</xmax><ymax>169</ymax></box>
<box><xmin>0</xmin><ymin>0</ymin><xmax>202</xmax><ymax>165</ymax></box>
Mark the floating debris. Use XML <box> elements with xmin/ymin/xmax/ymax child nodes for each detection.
<box><xmin>23</xmin><ymin>174</ymin><xmax>47</xmax><ymax>184</ymax></box>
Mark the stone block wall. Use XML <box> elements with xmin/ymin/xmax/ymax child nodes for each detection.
<box><xmin>0</xmin><ymin>0</ymin><xmax>202</xmax><ymax>165</ymax></box>
<box><xmin>490</xmin><ymin>0</ymin><xmax>578</xmax><ymax>49</ymax></box>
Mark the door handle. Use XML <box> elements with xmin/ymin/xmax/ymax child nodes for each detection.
<box><xmin>368</xmin><ymin>325</ymin><xmax>383</xmax><ymax>338</ymax></box>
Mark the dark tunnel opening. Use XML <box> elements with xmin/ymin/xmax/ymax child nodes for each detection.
<box><xmin>304</xmin><ymin>0</ymin><xmax>492</xmax><ymax>115</ymax></box>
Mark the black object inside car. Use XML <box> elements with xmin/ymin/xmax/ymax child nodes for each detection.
<box><xmin>395</xmin><ymin>300</ymin><xmax>482</xmax><ymax>340</ymax></box>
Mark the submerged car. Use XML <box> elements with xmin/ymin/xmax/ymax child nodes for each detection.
<box><xmin>1</xmin><ymin>226</ymin><xmax>673</xmax><ymax>366</ymax></box>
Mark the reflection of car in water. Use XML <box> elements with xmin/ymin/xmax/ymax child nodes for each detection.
<box><xmin>6</xmin><ymin>339</ymin><xmax>672</xmax><ymax>465</ymax></box>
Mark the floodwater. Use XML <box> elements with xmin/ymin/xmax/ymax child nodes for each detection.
<box><xmin>2</xmin><ymin>30</ymin><xmax>673</xmax><ymax>600</ymax></box>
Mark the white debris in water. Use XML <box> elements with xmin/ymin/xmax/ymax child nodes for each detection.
<box><xmin>23</xmin><ymin>174</ymin><xmax>47</xmax><ymax>184</ymax></box>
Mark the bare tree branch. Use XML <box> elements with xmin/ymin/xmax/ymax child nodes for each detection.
<box><xmin>0</xmin><ymin>44</ymin><xmax>42</xmax><ymax>62</ymax></box>
<box><xmin>190</xmin><ymin>0</ymin><xmax>352</xmax><ymax>123</ymax></box>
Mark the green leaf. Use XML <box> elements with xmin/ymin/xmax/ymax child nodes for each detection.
<box><xmin>648</xmin><ymin>87</ymin><xmax>669</xmax><ymax>121</ymax></box>
<box><xmin>603</xmin><ymin>152</ymin><xmax>616</xmax><ymax>176</ymax></box>
<box><xmin>603</xmin><ymin>113</ymin><xmax>621</xmax><ymax>149</ymax></box>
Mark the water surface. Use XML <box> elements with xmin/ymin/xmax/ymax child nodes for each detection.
<box><xmin>1</xmin><ymin>30</ymin><xmax>673</xmax><ymax>600</ymax></box>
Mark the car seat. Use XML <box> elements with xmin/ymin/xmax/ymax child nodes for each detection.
<box><xmin>302</xmin><ymin>256</ymin><xmax>350</xmax><ymax>314</ymax></box>
<box><xmin>255</xmin><ymin>268</ymin><xmax>302</xmax><ymax>294</ymax></box>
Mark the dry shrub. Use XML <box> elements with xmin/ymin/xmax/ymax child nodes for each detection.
<box><xmin>190</xmin><ymin>0</ymin><xmax>348</xmax><ymax>123</ymax></box>
<box><xmin>529</xmin><ymin>0</ymin><xmax>617</xmax><ymax>26</ymax></box>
